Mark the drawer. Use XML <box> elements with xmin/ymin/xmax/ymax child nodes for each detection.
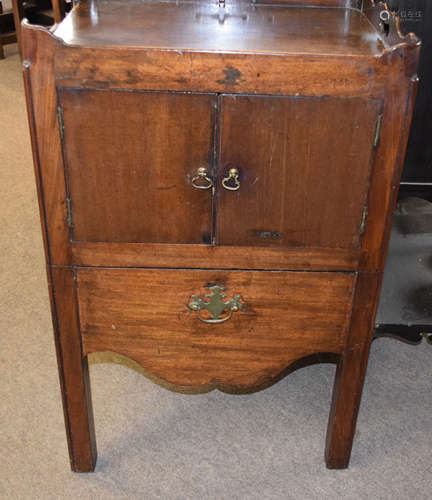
<box><xmin>76</xmin><ymin>269</ymin><xmax>356</xmax><ymax>390</ymax></box>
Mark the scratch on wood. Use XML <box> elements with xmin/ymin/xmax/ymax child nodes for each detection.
<box><xmin>252</xmin><ymin>229</ymin><xmax>282</xmax><ymax>240</ymax></box>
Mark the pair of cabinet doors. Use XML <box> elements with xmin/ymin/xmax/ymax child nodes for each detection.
<box><xmin>60</xmin><ymin>88</ymin><xmax>381</xmax><ymax>250</ymax></box>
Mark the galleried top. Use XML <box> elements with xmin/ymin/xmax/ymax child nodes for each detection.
<box><xmin>51</xmin><ymin>0</ymin><xmax>420</xmax><ymax>57</ymax></box>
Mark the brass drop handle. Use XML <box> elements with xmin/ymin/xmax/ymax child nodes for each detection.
<box><xmin>222</xmin><ymin>167</ymin><xmax>240</xmax><ymax>191</ymax></box>
<box><xmin>191</xmin><ymin>167</ymin><xmax>213</xmax><ymax>190</ymax></box>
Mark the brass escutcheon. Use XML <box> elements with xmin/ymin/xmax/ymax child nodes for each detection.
<box><xmin>188</xmin><ymin>285</ymin><xmax>243</xmax><ymax>324</ymax></box>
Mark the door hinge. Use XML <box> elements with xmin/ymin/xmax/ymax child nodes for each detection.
<box><xmin>360</xmin><ymin>206</ymin><xmax>368</xmax><ymax>235</ymax></box>
<box><xmin>57</xmin><ymin>106</ymin><xmax>64</xmax><ymax>141</ymax></box>
<box><xmin>374</xmin><ymin>113</ymin><xmax>383</xmax><ymax>147</ymax></box>
<box><xmin>65</xmin><ymin>197</ymin><xmax>73</xmax><ymax>228</ymax></box>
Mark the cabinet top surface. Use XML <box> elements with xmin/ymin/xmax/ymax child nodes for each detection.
<box><xmin>52</xmin><ymin>0</ymin><xmax>388</xmax><ymax>56</ymax></box>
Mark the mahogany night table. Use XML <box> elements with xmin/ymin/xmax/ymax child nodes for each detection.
<box><xmin>22</xmin><ymin>0</ymin><xmax>420</xmax><ymax>470</ymax></box>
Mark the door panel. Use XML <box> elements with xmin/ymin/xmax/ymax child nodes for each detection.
<box><xmin>61</xmin><ymin>89</ymin><xmax>215</xmax><ymax>244</ymax></box>
<box><xmin>218</xmin><ymin>95</ymin><xmax>381</xmax><ymax>249</ymax></box>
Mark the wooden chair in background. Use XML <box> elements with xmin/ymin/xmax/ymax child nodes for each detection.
<box><xmin>0</xmin><ymin>1</ymin><xmax>17</xmax><ymax>59</ymax></box>
<box><xmin>12</xmin><ymin>0</ymin><xmax>69</xmax><ymax>57</ymax></box>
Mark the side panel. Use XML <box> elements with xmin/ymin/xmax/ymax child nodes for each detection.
<box><xmin>22</xmin><ymin>26</ymin><xmax>71</xmax><ymax>265</ymax></box>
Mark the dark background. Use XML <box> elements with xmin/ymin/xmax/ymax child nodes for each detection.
<box><xmin>396</xmin><ymin>0</ymin><xmax>432</xmax><ymax>188</ymax></box>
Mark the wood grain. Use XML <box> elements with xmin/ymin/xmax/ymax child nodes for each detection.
<box><xmin>53</xmin><ymin>0</ymin><xmax>386</xmax><ymax>57</ymax></box>
<box><xmin>50</xmin><ymin>267</ymin><xmax>97</xmax><ymax>472</ymax></box>
<box><xmin>23</xmin><ymin>24</ymin><xmax>97</xmax><ymax>472</ymax></box>
<box><xmin>61</xmin><ymin>88</ymin><xmax>215</xmax><ymax>244</ymax></box>
<box><xmin>217</xmin><ymin>95</ymin><xmax>381</xmax><ymax>248</ymax></box>
<box><xmin>360</xmin><ymin>49</ymin><xmax>421</xmax><ymax>271</ymax></box>
<box><xmin>70</xmin><ymin>241</ymin><xmax>362</xmax><ymax>271</ymax></box>
<box><xmin>325</xmin><ymin>272</ymin><xmax>380</xmax><ymax>469</ymax></box>
<box><xmin>22</xmin><ymin>24</ymin><xmax>72</xmax><ymax>266</ymax></box>
<box><xmin>54</xmin><ymin>47</ymin><xmax>389</xmax><ymax>98</ymax></box>
<box><xmin>77</xmin><ymin>268</ymin><xmax>355</xmax><ymax>389</ymax></box>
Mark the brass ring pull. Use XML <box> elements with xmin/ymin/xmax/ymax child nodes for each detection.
<box><xmin>222</xmin><ymin>167</ymin><xmax>240</xmax><ymax>191</ymax></box>
<box><xmin>191</xmin><ymin>167</ymin><xmax>213</xmax><ymax>190</ymax></box>
<box><xmin>188</xmin><ymin>285</ymin><xmax>243</xmax><ymax>324</ymax></box>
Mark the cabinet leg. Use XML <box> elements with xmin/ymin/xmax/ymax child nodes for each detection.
<box><xmin>325</xmin><ymin>272</ymin><xmax>380</xmax><ymax>469</ymax></box>
<box><xmin>50</xmin><ymin>267</ymin><xmax>97</xmax><ymax>472</ymax></box>
<box><xmin>325</xmin><ymin>350</ymin><xmax>370</xmax><ymax>469</ymax></box>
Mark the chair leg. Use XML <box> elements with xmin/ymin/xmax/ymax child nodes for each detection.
<box><xmin>50</xmin><ymin>267</ymin><xmax>97</xmax><ymax>472</ymax></box>
<box><xmin>0</xmin><ymin>17</ymin><xmax>4</xmax><ymax>59</ymax></box>
<box><xmin>11</xmin><ymin>0</ymin><xmax>24</xmax><ymax>58</ymax></box>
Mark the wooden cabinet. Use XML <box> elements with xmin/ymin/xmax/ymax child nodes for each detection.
<box><xmin>22</xmin><ymin>0</ymin><xmax>420</xmax><ymax>472</ymax></box>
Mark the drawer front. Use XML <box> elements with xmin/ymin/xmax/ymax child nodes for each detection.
<box><xmin>77</xmin><ymin>269</ymin><xmax>355</xmax><ymax>390</ymax></box>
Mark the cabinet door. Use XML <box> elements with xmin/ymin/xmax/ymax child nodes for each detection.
<box><xmin>60</xmin><ymin>89</ymin><xmax>216</xmax><ymax>244</ymax></box>
<box><xmin>218</xmin><ymin>95</ymin><xmax>381</xmax><ymax>249</ymax></box>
